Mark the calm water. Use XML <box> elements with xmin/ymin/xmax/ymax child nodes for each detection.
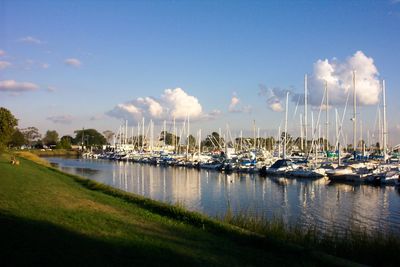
<box><xmin>46</xmin><ymin>157</ymin><xmax>400</xmax><ymax>235</ymax></box>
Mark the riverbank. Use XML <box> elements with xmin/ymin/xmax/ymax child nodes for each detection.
<box><xmin>0</xmin><ymin>152</ymin><xmax>362</xmax><ymax>266</ymax></box>
<box><xmin>27</xmin><ymin>148</ymin><xmax>80</xmax><ymax>157</ymax></box>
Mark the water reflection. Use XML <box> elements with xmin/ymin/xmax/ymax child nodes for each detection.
<box><xmin>46</xmin><ymin>157</ymin><xmax>400</xmax><ymax>236</ymax></box>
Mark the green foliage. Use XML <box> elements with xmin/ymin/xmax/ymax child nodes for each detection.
<box><xmin>58</xmin><ymin>135</ymin><xmax>73</xmax><ymax>149</ymax></box>
<box><xmin>8</xmin><ymin>128</ymin><xmax>26</xmax><ymax>148</ymax></box>
<box><xmin>159</xmin><ymin>131</ymin><xmax>180</xmax><ymax>146</ymax></box>
<box><xmin>74</xmin><ymin>128</ymin><xmax>106</xmax><ymax>146</ymax></box>
<box><xmin>21</xmin><ymin>126</ymin><xmax>41</xmax><ymax>146</ymax></box>
<box><xmin>187</xmin><ymin>134</ymin><xmax>196</xmax><ymax>148</ymax></box>
<box><xmin>43</xmin><ymin>130</ymin><xmax>59</xmax><ymax>146</ymax></box>
<box><xmin>202</xmin><ymin>132</ymin><xmax>224</xmax><ymax>149</ymax></box>
<box><xmin>0</xmin><ymin>107</ymin><xmax>18</xmax><ymax>151</ymax></box>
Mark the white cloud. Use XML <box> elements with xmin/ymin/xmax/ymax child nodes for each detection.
<box><xmin>0</xmin><ymin>80</ymin><xmax>39</xmax><ymax>92</ymax></box>
<box><xmin>47</xmin><ymin>115</ymin><xmax>73</xmax><ymax>124</ymax></box>
<box><xmin>307</xmin><ymin>51</ymin><xmax>381</xmax><ymax>107</ymax></box>
<box><xmin>19</xmin><ymin>36</ymin><xmax>43</xmax><ymax>44</ymax></box>
<box><xmin>41</xmin><ymin>63</ymin><xmax>50</xmax><ymax>69</ymax></box>
<box><xmin>64</xmin><ymin>58</ymin><xmax>82</xmax><ymax>67</ymax></box>
<box><xmin>0</xmin><ymin>50</ymin><xmax>5</xmax><ymax>56</ymax></box>
<box><xmin>259</xmin><ymin>85</ymin><xmax>291</xmax><ymax>112</ymax></box>
<box><xmin>0</xmin><ymin>61</ymin><xmax>11</xmax><ymax>70</ymax></box>
<box><xmin>228</xmin><ymin>93</ymin><xmax>252</xmax><ymax>113</ymax></box>
<box><xmin>107</xmin><ymin>88</ymin><xmax>217</xmax><ymax>123</ymax></box>
<box><xmin>229</xmin><ymin>95</ymin><xmax>240</xmax><ymax>111</ymax></box>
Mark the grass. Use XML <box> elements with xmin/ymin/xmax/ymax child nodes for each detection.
<box><xmin>0</xmin><ymin>152</ymin><xmax>360</xmax><ymax>266</ymax></box>
<box><xmin>26</xmin><ymin>148</ymin><xmax>80</xmax><ymax>157</ymax></box>
<box><xmin>221</xmin><ymin>205</ymin><xmax>400</xmax><ymax>266</ymax></box>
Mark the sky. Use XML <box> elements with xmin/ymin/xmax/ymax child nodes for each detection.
<box><xmin>1</xmin><ymin>0</ymin><xmax>400</xmax><ymax>145</ymax></box>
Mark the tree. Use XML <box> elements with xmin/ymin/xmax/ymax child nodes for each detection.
<box><xmin>0</xmin><ymin>107</ymin><xmax>18</xmax><ymax>151</ymax></box>
<box><xmin>74</xmin><ymin>129</ymin><xmax>106</xmax><ymax>147</ymax></box>
<box><xmin>21</xmin><ymin>127</ymin><xmax>41</xmax><ymax>146</ymax></box>
<box><xmin>58</xmin><ymin>135</ymin><xmax>73</xmax><ymax>149</ymax></box>
<box><xmin>187</xmin><ymin>134</ymin><xmax>196</xmax><ymax>149</ymax></box>
<box><xmin>159</xmin><ymin>131</ymin><xmax>180</xmax><ymax>146</ymax></box>
<box><xmin>8</xmin><ymin>128</ymin><xmax>26</xmax><ymax>148</ymax></box>
<box><xmin>202</xmin><ymin>132</ymin><xmax>224</xmax><ymax>149</ymax></box>
<box><xmin>43</xmin><ymin>130</ymin><xmax>59</xmax><ymax>147</ymax></box>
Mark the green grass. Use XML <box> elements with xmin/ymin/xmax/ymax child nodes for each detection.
<box><xmin>27</xmin><ymin>148</ymin><xmax>79</xmax><ymax>157</ymax></box>
<box><xmin>222</xmin><ymin>212</ymin><xmax>400</xmax><ymax>267</ymax></box>
<box><xmin>0</xmin><ymin>153</ymin><xmax>358</xmax><ymax>266</ymax></box>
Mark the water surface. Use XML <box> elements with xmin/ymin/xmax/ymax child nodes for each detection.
<box><xmin>47</xmin><ymin>157</ymin><xmax>400</xmax><ymax>235</ymax></box>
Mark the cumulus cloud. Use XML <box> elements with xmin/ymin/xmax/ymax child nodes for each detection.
<box><xmin>0</xmin><ymin>50</ymin><xmax>5</xmax><ymax>56</ymax></box>
<box><xmin>19</xmin><ymin>36</ymin><xmax>43</xmax><ymax>44</ymax></box>
<box><xmin>64</xmin><ymin>58</ymin><xmax>82</xmax><ymax>67</ymax></box>
<box><xmin>0</xmin><ymin>61</ymin><xmax>11</xmax><ymax>70</ymax></box>
<box><xmin>0</xmin><ymin>80</ymin><xmax>39</xmax><ymax>92</ymax></box>
<box><xmin>107</xmin><ymin>88</ymin><xmax>218</xmax><ymax>124</ymax></box>
<box><xmin>306</xmin><ymin>51</ymin><xmax>381</xmax><ymax>107</ymax></box>
<box><xmin>229</xmin><ymin>95</ymin><xmax>240</xmax><ymax>111</ymax></box>
<box><xmin>259</xmin><ymin>84</ymin><xmax>291</xmax><ymax>112</ymax></box>
<box><xmin>47</xmin><ymin>115</ymin><xmax>73</xmax><ymax>124</ymax></box>
<box><xmin>228</xmin><ymin>93</ymin><xmax>252</xmax><ymax>113</ymax></box>
<box><xmin>41</xmin><ymin>63</ymin><xmax>50</xmax><ymax>69</ymax></box>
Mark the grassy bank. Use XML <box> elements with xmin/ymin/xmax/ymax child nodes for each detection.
<box><xmin>222</xmin><ymin>213</ymin><xmax>400</xmax><ymax>267</ymax></box>
<box><xmin>27</xmin><ymin>148</ymin><xmax>80</xmax><ymax>157</ymax></box>
<box><xmin>0</xmin><ymin>152</ymin><xmax>359</xmax><ymax>266</ymax></box>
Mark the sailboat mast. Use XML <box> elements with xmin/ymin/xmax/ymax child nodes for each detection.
<box><xmin>304</xmin><ymin>74</ymin><xmax>308</xmax><ymax>152</ymax></box>
<box><xmin>325</xmin><ymin>80</ymin><xmax>329</xmax><ymax>151</ymax></box>
<box><xmin>353</xmin><ymin>70</ymin><xmax>357</xmax><ymax>154</ymax></box>
<box><xmin>283</xmin><ymin>92</ymin><xmax>289</xmax><ymax>159</ymax></box>
<box><xmin>383</xmin><ymin>80</ymin><xmax>388</xmax><ymax>161</ymax></box>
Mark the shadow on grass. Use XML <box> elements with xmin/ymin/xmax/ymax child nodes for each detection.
<box><xmin>0</xmin><ymin>213</ymin><xmax>202</xmax><ymax>267</ymax></box>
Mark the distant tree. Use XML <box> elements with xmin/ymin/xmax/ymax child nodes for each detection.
<box><xmin>202</xmin><ymin>132</ymin><xmax>224</xmax><ymax>149</ymax></box>
<box><xmin>58</xmin><ymin>135</ymin><xmax>73</xmax><ymax>149</ymax></box>
<box><xmin>8</xmin><ymin>128</ymin><xmax>26</xmax><ymax>148</ymax></box>
<box><xmin>102</xmin><ymin>130</ymin><xmax>114</xmax><ymax>144</ymax></box>
<box><xmin>187</xmin><ymin>134</ymin><xmax>196</xmax><ymax>149</ymax></box>
<box><xmin>74</xmin><ymin>129</ymin><xmax>106</xmax><ymax>147</ymax></box>
<box><xmin>0</xmin><ymin>107</ymin><xmax>18</xmax><ymax>152</ymax></box>
<box><xmin>43</xmin><ymin>130</ymin><xmax>59</xmax><ymax>147</ymax></box>
<box><xmin>159</xmin><ymin>131</ymin><xmax>180</xmax><ymax>146</ymax></box>
<box><xmin>21</xmin><ymin>127</ymin><xmax>41</xmax><ymax>146</ymax></box>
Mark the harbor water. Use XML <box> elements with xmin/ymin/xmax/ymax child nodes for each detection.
<box><xmin>47</xmin><ymin>157</ymin><xmax>400</xmax><ymax>236</ymax></box>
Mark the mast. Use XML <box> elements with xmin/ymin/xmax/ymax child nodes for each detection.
<box><xmin>173</xmin><ymin>117</ymin><xmax>176</xmax><ymax>153</ymax></box>
<box><xmin>335</xmin><ymin>108</ymin><xmax>339</xmax><ymax>150</ymax></box>
<box><xmin>163</xmin><ymin>120</ymin><xmax>166</xmax><ymax>148</ymax></box>
<box><xmin>353</xmin><ymin>70</ymin><xmax>357</xmax><ymax>154</ymax></box>
<box><xmin>383</xmin><ymin>80</ymin><xmax>388</xmax><ymax>161</ymax></box>
<box><xmin>253</xmin><ymin>120</ymin><xmax>256</xmax><ymax>150</ymax></box>
<box><xmin>186</xmin><ymin>114</ymin><xmax>190</xmax><ymax>157</ymax></box>
<box><xmin>137</xmin><ymin>122</ymin><xmax>140</xmax><ymax>150</ymax></box>
<box><xmin>283</xmin><ymin>92</ymin><xmax>289</xmax><ymax>159</ymax></box>
<box><xmin>300</xmin><ymin>114</ymin><xmax>303</xmax><ymax>151</ymax></box>
<box><xmin>125</xmin><ymin>120</ymin><xmax>128</xmax><ymax>145</ymax></box>
<box><xmin>142</xmin><ymin>117</ymin><xmax>145</xmax><ymax>150</ymax></box>
<box><xmin>198</xmin><ymin>129</ymin><xmax>201</xmax><ymax>156</ymax></box>
<box><xmin>278</xmin><ymin>126</ymin><xmax>281</xmax><ymax>158</ymax></box>
<box><xmin>325</xmin><ymin>80</ymin><xmax>329</xmax><ymax>151</ymax></box>
<box><xmin>304</xmin><ymin>74</ymin><xmax>308</xmax><ymax>153</ymax></box>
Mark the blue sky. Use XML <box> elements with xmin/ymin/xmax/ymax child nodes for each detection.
<box><xmin>1</xmin><ymin>0</ymin><xmax>400</xmax><ymax>144</ymax></box>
